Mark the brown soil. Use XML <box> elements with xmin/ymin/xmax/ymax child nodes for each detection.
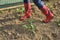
<box><xmin>0</xmin><ymin>0</ymin><xmax>60</xmax><ymax>40</ymax></box>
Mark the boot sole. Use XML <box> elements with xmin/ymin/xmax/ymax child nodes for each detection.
<box><xmin>19</xmin><ymin>16</ymin><xmax>31</xmax><ymax>21</ymax></box>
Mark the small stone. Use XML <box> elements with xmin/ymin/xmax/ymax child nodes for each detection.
<box><xmin>58</xmin><ymin>1</ymin><xmax>60</xmax><ymax>5</ymax></box>
<box><xmin>8</xmin><ymin>32</ymin><xmax>12</xmax><ymax>35</ymax></box>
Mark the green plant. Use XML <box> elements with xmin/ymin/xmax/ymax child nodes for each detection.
<box><xmin>0</xmin><ymin>11</ymin><xmax>2</xmax><ymax>14</ymax></box>
<box><xmin>57</xmin><ymin>20</ymin><xmax>60</xmax><ymax>27</ymax></box>
<box><xmin>16</xmin><ymin>7</ymin><xmax>25</xmax><ymax>13</ymax></box>
<box><xmin>23</xmin><ymin>19</ymin><xmax>35</xmax><ymax>31</ymax></box>
<box><xmin>23</xmin><ymin>25</ymin><xmax>28</xmax><ymax>29</ymax></box>
<box><xmin>46</xmin><ymin>2</ymin><xmax>54</xmax><ymax>10</ymax></box>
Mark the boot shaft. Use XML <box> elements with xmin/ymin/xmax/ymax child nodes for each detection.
<box><xmin>40</xmin><ymin>5</ymin><xmax>53</xmax><ymax>16</ymax></box>
<box><xmin>24</xmin><ymin>3</ymin><xmax>31</xmax><ymax>11</ymax></box>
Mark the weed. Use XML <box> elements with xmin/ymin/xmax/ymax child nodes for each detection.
<box><xmin>56</xmin><ymin>20</ymin><xmax>60</xmax><ymax>27</ymax></box>
<box><xmin>16</xmin><ymin>7</ymin><xmax>25</xmax><ymax>13</ymax></box>
<box><xmin>23</xmin><ymin>19</ymin><xmax>35</xmax><ymax>32</ymax></box>
<box><xmin>46</xmin><ymin>2</ymin><xmax>54</xmax><ymax>11</ymax></box>
<box><xmin>0</xmin><ymin>11</ymin><xmax>2</xmax><ymax>14</ymax></box>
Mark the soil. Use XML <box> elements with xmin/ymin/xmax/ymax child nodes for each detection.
<box><xmin>0</xmin><ymin>0</ymin><xmax>60</xmax><ymax>40</ymax></box>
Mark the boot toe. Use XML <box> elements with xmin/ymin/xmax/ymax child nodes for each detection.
<box><xmin>42</xmin><ymin>16</ymin><xmax>54</xmax><ymax>23</ymax></box>
<box><xmin>42</xmin><ymin>20</ymin><xmax>48</xmax><ymax>23</ymax></box>
<box><xmin>20</xmin><ymin>18</ymin><xmax>24</xmax><ymax>21</ymax></box>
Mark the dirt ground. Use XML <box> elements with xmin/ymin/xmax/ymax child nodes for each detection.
<box><xmin>0</xmin><ymin>0</ymin><xmax>60</xmax><ymax>40</ymax></box>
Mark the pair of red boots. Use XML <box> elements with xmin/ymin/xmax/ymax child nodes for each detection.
<box><xmin>20</xmin><ymin>3</ymin><xmax>54</xmax><ymax>23</ymax></box>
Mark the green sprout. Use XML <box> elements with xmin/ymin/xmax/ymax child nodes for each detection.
<box><xmin>46</xmin><ymin>2</ymin><xmax>54</xmax><ymax>10</ymax></box>
<box><xmin>29</xmin><ymin>23</ymin><xmax>35</xmax><ymax>31</ymax></box>
<box><xmin>0</xmin><ymin>11</ymin><xmax>2</xmax><ymax>14</ymax></box>
<box><xmin>23</xmin><ymin>19</ymin><xmax>35</xmax><ymax>31</ymax></box>
<box><xmin>23</xmin><ymin>25</ymin><xmax>28</xmax><ymax>29</ymax></box>
<box><xmin>57</xmin><ymin>20</ymin><xmax>60</xmax><ymax>27</ymax></box>
<box><xmin>28</xmin><ymin>19</ymin><xmax>35</xmax><ymax>31</ymax></box>
<box><xmin>16</xmin><ymin>7</ymin><xmax>25</xmax><ymax>13</ymax></box>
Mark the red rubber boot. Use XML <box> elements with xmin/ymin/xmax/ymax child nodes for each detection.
<box><xmin>20</xmin><ymin>3</ymin><xmax>31</xmax><ymax>21</ymax></box>
<box><xmin>40</xmin><ymin>5</ymin><xmax>54</xmax><ymax>23</ymax></box>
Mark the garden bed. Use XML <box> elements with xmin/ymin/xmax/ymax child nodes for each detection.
<box><xmin>0</xmin><ymin>0</ymin><xmax>60</xmax><ymax>40</ymax></box>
